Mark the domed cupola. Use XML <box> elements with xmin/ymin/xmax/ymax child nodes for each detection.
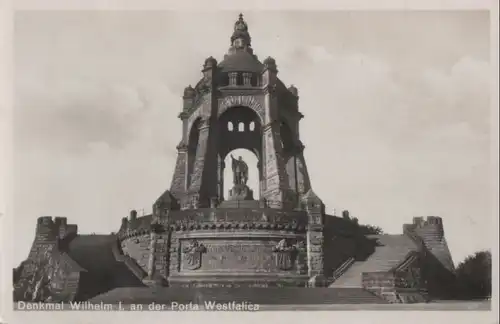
<box><xmin>218</xmin><ymin>13</ymin><xmax>264</xmax><ymax>73</ymax></box>
<box><xmin>230</xmin><ymin>13</ymin><xmax>252</xmax><ymax>51</ymax></box>
<box><xmin>263</xmin><ymin>56</ymin><xmax>277</xmax><ymax>72</ymax></box>
<box><xmin>288</xmin><ymin>85</ymin><xmax>298</xmax><ymax>96</ymax></box>
<box><xmin>203</xmin><ymin>56</ymin><xmax>218</xmax><ymax>71</ymax></box>
<box><xmin>183</xmin><ymin>85</ymin><xmax>196</xmax><ymax>99</ymax></box>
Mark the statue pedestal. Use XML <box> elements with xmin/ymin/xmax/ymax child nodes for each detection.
<box><xmin>228</xmin><ymin>184</ymin><xmax>254</xmax><ymax>201</ymax></box>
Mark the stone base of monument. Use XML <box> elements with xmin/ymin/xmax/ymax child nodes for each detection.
<box><xmin>228</xmin><ymin>184</ymin><xmax>254</xmax><ymax>201</ymax></box>
<box><xmin>167</xmin><ymin>274</ymin><xmax>310</xmax><ymax>288</ymax></box>
<box><xmin>88</xmin><ymin>287</ymin><xmax>388</xmax><ymax>305</ymax></box>
<box><xmin>218</xmin><ymin>199</ymin><xmax>261</xmax><ymax>209</ymax></box>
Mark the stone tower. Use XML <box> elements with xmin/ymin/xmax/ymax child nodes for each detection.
<box><xmin>169</xmin><ymin>14</ymin><xmax>313</xmax><ymax>211</ymax></box>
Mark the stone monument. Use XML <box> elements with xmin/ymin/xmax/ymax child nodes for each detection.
<box><xmin>13</xmin><ymin>14</ymin><xmax>458</xmax><ymax>304</ymax></box>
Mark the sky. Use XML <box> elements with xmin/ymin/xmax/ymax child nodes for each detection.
<box><xmin>11</xmin><ymin>10</ymin><xmax>493</xmax><ymax>267</ymax></box>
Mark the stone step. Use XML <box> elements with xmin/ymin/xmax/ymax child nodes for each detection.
<box><xmin>89</xmin><ymin>287</ymin><xmax>388</xmax><ymax>305</ymax></box>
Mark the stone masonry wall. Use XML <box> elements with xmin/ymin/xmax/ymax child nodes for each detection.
<box><xmin>302</xmin><ymin>191</ymin><xmax>326</xmax><ymax>285</ymax></box>
<box><xmin>403</xmin><ymin>216</ymin><xmax>455</xmax><ymax>272</ymax></box>
<box><xmin>170</xmin><ymin>147</ymin><xmax>188</xmax><ymax>201</ymax></box>
<box><xmin>14</xmin><ymin>217</ymin><xmax>81</xmax><ymax>302</ymax></box>
<box><xmin>362</xmin><ymin>272</ymin><xmax>399</xmax><ymax>303</ymax></box>
<box><xmin>121</xmin><ymin>233</ymin><xmax>170</xmax><ymax>281</ymax></box>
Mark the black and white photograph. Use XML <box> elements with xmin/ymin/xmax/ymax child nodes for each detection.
<box><xmin>0</xmin><ymin>2</ymin><xmax>498</xmax><ymax>323</ymax></box>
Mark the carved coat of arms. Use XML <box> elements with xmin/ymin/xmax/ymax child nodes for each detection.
<box><xmin>182</xmin><ymin>240</ymin><xmax>206</xmax><ymax>270</ymax></box>
<box><xmin>272</xmin><ymin>239</ymin><xmax>298</xmax><ymax>271</ymax></box>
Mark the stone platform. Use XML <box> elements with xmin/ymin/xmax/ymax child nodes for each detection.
<box><xmin>117</xmin><ymin>206</ymin><xmax>313</xmax><ymax>289</ymax></box>
<box><xmin>227</xmin><ymin>184</ymin><xmax>254</xmax><ymax>201</ymax></box>
<box><xmin>217</xmin><ymin>199</ymin><xmax>260</xmax><ymax>209</ymax></box>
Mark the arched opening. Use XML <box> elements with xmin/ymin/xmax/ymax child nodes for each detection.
<box><xmin>223</xmin><ymin>148</ymin><xmax>260</xmax><ymax>201</ymax></box>
<box><xmin>249</xmin><ymin>121</ymin><xmax>255</xmax><ymax>131</ymax></box>
<box><xmin>228</xmin><ymin>121</ymin><xmax>234</xmax><ymax>132</ymax></box>
<box><xmin>217</xmin><ymin>106</ymin><xmax>262</xmax><ymax>201</ymax></box>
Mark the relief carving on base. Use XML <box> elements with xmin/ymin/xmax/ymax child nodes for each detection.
<box><xmin>182</xmin><ymin>240</ymin><xmax>207</xmax><ymax>270</ymax></box>
<box><xmin>178</xmin><ymin>239</ymin><xmax>308</xmax><ymax>273</ymax></box>
<box><xmin>272</xmin><ymin>239</ymin><xmax>298</xmax><ymax>271</ymax></box>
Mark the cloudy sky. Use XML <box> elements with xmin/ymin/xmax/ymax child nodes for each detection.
<box><xmin>12</xmin><ymin>11</ymin><xmax>492</xmax><ymax>266</ymax></box>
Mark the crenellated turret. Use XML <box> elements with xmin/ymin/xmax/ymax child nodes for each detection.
<box><xmin>35</xmin><ymin>216</ymin><xmax>77</xmax><ymax>242</ymax></box>
<box><xmin>403</xmin><ymin>216</ymin><xmax>454</xmax><ymax>272</ymax></box>
<box><xmin>288</xmin><ymin>84</ymin><xmax>298</xmax><ymax>97</ymax></box>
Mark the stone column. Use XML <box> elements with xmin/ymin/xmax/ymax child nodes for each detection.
<box><xmin>147</xmin><ymin>231</ymin><xmax>157</xmax><ymax>278</ymax></box>
<box><xmin>229</xmin><ymin>72</ymin><xmax>238</xmax><ymax>86</ymax></box>
<box><xmin>302</xmin><ymin>190</ymin><xmax>326</xmax><ymax>287</ymax></box>
<box><xmin>170</xmin><ymin>143</ymin><xmax>189</xmax><ymax>200</ymax></box>
<box><xmin>260</xmin><ymin>60</ymin><xmax>293</xmax><ymax>209</ymax></box>
<box><xmin>217</xmin><ymin>157</ymin><xmax>225</xmax><ymax>201</ymax></box>
<box><xmin>243</xmin><ymin>72</ymin><xmax>252</xmax><ymax>86</ymax></box>
<box><xmin>187</xmin><ymin>118</ymin><xmax>211</xmax><ymax>207</ymax></box>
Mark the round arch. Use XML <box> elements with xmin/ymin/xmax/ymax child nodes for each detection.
<box><xmin>218</xmin><ymin>95</ymin><xmax>265</xmax><ymax>125</ymax></box>
<box><xmin>217</xmin><ymin>105</ymin><xmax>263</xmax><ymax>200</ymax></box>
<box><xmin>217</xmin><ymin>105</ymin><xmax>262</xmax><ymax>161</ymax></box>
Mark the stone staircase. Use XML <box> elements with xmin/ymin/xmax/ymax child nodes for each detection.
<box><xmin>89</xmin><ymin>287</ymin><xmax>387</xmax><ymax>305</ymax></box>
<box><xmin>329</xmin><ymin>235</ymin><xmax>417</xmax><ymax>288</ymax></box>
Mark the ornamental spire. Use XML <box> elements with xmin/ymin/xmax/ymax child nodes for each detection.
<box><xmin>229</xmin><ymin>13</ymin><xmax>252</xmax><ymax>53</ymax></box>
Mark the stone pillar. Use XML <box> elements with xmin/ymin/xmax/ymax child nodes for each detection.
<box><xmin>217</xmin><ymin>157</ymin><xmax>225</xmax><ymax>201</ymax></box>
<box><xmin>147</xmin><ymin>231</ymin><xmax>157</xmax><ymax>278</ymax></box>
<box><xmin>170</xmin><ymin>143</ymin><xmax>189</xmax><ymax>201</ymax></box>
<box><xmin>302</xmin><ymin>190</ymin><xmax>326</xmax><ymax>287</ymax></box>
<box><xmin>187</xmin><ymin>118</ymin><xmax>211</xmax><ymax>207</ymax></box>
<box><xmin>243</xmin><ymin>72</ymin><xmax>252</xmax><ymax>86</ymax></box>
<box><xmin>261</xmin><ymin>121</ymin><xmax>283</xmax><ymax>207</ymax></box>
<box><xmin>129</xmin><ymin>210</ymin><xmax>137</xmax><ymax>222</ymax></box>
<box><xmin>229</xmin><ymin>72</ymin><xmax>238</xmax><ymax>86</ymax></box>
<box><xmin>260</xmin><ymin>57</ymin><xmax>294</xmax><ymax>209</ymax></box>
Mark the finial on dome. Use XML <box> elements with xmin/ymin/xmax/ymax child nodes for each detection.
<box><xmin>264</xmin><ymin>56</ymin><xmax>277</xmax><ymax>72</ymax></box>
<box><xmin>230</xmin><ymin>13</ymin><xmax>251</xmax><ymax>50</ymax></box>
<box><xmin>234</xmin><ymin>13</ymin><xmax>247</xmax><ymax>31</ymax></box>
<box><xmin>183</xmin><ymin>85</ymin><xmax>195</xmax><ymax>98</ymax></box>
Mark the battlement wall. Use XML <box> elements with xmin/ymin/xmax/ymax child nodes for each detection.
<box><xmin>27</xmin><ymin>216</ymin><xmax>79</xmax><ymax>263</ymax></box>
<box><xmin>35</xmin><ymin>216</ymin><xmax>78</xmax><ymax>242</ymax></box>
<box><xmin>403</xmin><ymin>216</ymin><xmax>454</xmax><ymax>273</ymax></box>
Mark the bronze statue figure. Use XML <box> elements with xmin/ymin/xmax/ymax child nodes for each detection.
<box><xmin>231</xmin><ymin>154</ymin><xmax>248</xmax><ymax>185</ymax></box>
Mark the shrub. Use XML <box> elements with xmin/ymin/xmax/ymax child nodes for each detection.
<box><xmin>455</xmin><ymin>250</ymin><xmax>491</xmax><ymax>299</ymax></box>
